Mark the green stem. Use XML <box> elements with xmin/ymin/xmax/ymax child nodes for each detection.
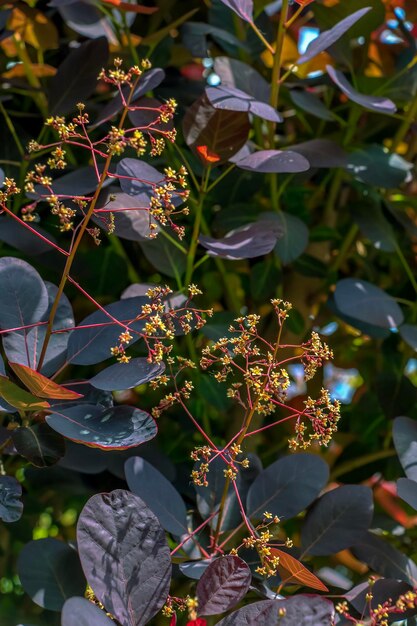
<box><xmin>395</xmin><ymin>241</ymin><xmax>417</xmax><ymax>295</ymax></box>
<box><xmin>330</xmin><ymin>449</ymin><xmax>396</xmax><ymax>480</ymax></box>
<box><xmin>206</xmin><ymin>164</ymin><xmax>235</xmax><ymax>194</ymax></box>
<box><xmin>185</xmin><ymin>168</ymin><xmax>211</xmax><ymax>286</ymax></box>
<box><xmin>249</xmin><ymin>21</ymin><xmax>274</xmax><ymax>54</ymax></box>
<box><xmin>331</xmin><ymin>224</ymin><xmax>358</xmax><ymax>273</ymax></box>
<box><xmin>392</xmin><ymin>89</ymin><xmax>417</xmax><ymax>153</ymax></box>
<box><xmin>12</xmin><ymin>35</ymin><xmax>47</xmax><ymax>116</ymax></box>
<box><xmin>0</xmin><ymin>102</ymin><xmax>24</xmax><ymax>156</ymax></box>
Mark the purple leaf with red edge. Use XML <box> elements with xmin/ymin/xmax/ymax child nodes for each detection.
<box><xmin>327</xmin><ymin>66</ymin><xmax>397</xmax><ymax>114</ymax></box>
<box><xmin>232</xmin><ymin>149</ymin><xmax>310</xmax><ymax>173</ymax></box>
<box><xmin>218</xmin><ymin>0</ymin><xmax>253</xmax><ymax>23</ymax></box>
<box><xmin>215</xmin><ymin>600</ymin><xmax>279</xmax><ymax>626</ymax></box>
<box><xmin>62</xmin><ymin>597</ymin><xmax>114</xmax><ymax>626</ymax></box>
<box><xmin>199</xmin><ymin>222</ymin><xmax>281</xmax><ymax>260</ymax></box>
<box><xmin>94</xmin><ymin>69</ymin><xmax>165</xmax><ymax>127</ymax></box>
<box><xmin>46</xmin><ymin>405</ymin><xmax>157</xmax><ymax>450</ymax></box>
<box><xmin>89</xmin><ymin>358</ymin><xmax>164</xmax><ymax>391</ymax></box>
<box><xmin>206</xmin><ymin>86</ymin><xmax>282</xmax><ymax>123</ymax></box>
<box><xmin>196</xmin><ymin>556</ymin><xmax>252</xmax><ymax>616</ymax></box>
<box><xmin>77</xmin><ymin>489</ymin><xmax>171</xmax><ymax>626</ymax></box>
<box><xmin>297</xmin><ymin>7</ymin><xmax>372</xmax><ymax>64</ymax></box>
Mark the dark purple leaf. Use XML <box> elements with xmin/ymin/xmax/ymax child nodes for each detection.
<box><xmin>125</xmin><ymin>456</ymin><xmax>188</xmax><ymax>536</ymax></box>
<box><xmin>0</xmin><ymin>217</ymin><xmax>57</xmax><ymax>255</ymax></box>
<box><xmin>400</xmin><ymin>325</ymin><xmax>417</xmax><ymax>352</ymax></box>
<box><xmin>347</xmin><ymin>145</ymin><xmax>412</xmax><ymax>188</ymax></box>
<box><xmin>58</xmin><ymin>3</ymin><xmax>118</xmax><ymax>42</ymax></box>
<box><xmin>0</xmin><ymin>168</ymin><xmax>4</xmax><ymax>186</ymax></box>
<box><xmin>46</xmin><ymin>404</ymin><xmax>157</xmax><ymax>450</ymax></box>
<box><xmin>116</xmin><ymin>158</ymin><xmax>165</xmax><ymax>201</ymax></box>
<box><xmin>346</xmin><ymin>578</ymin><xmax>414</xmax><ymax>624</ymax></box>
<box><xmin>297</xmin><ymin>7</ymin><xmax>372</xmax><ymax>64</ymax></box>
<box><xmin>95</xmin><ymin>188</ymin><xmax>158</xmax><ymax>240</ymax></box>
<box><xmin>218</xmin><ymin>0</ymin><xmax>253</xmax><ymax>22</ymax></box>
<box><xmin>215</xmin><ymin>600</ymin><xmax>279</xmax><ymax>626</ymax></box>
<box><xmin>12</xmin><ymin>423</ymin><xmax>65</xmax><ymax>467</ymax></box>
<box><xmin>49</xmin><ymin>38</ymin><xmax>109</xmax><ymax>115</ymax></box>
<box><xmin>121</xmin><ymin>283</ymin><xmax>156</xmax><ymax>298</ymax></box>
<box><xmin>352</xmin><ymin>203</ymin><xmax>396</xmax><ymax>252</ymax></box>
<box><xmin>128</xmin><ymin>96</ymin><xmax>174</xmax><ymax>130</ymax></box>
<box><xmin>66</xmin><ymin>296</ymin><xmax>147</xmax><ymax>366</ymax></box>
<box><xmin>334</xmin><ymin>278</ymin><xmax>404</xmax><ymax>329</ymax></box>
<box><xmin>140</xmin><ymin>235</ymin><xmax>187</xmax><ymax>277</ymax></box>
<box><xmin>276</xmin><ymin>596</ymin><xmax>335</xmax><ymax>626</ymax></box>
<box><xmin>290</xmin><ymin>89</ymin><xmax>334</xmax><ymax>121</ymax></box>
<box><xmin>183</xmin><ymin>95</ymin><xmax>250</xmax><ymax>165</ymax></box>
<box><xmin>182</xmin><ymin>22</ymin><xmax>246</xmax><ymax>57</ymax></box>
<box><xmin>206</xmin><ymin>85</ymin><xmax>281</xmax><ymax>122</ymax></box>
<box><xmin>89</xmin><ymin>358</ymin><xmax>164</xmax><ymax>391</ymax></box>
<box><xmin>77</xmin><ymin>489</ymin><xmax>171</xmax><ymax>626</ymax></box>
<box><xmin>301</xmin><ymin>485</ymin><xmax>373</xmax><ymax>556</ymax></box>
<box><xmin>213</xmin><ymin>56</ymin><xmax>270</xmax><ymax>103</ymax></box>
<box><xmin>3</xmin><ymin>282</ymin><xmax>74</xmax><ymax>377</ymax></box>
<box><xmin>258</xmin><ymin>212</ymin><xmax>309</xmax><ymax>264</ymax></box>
<box><xmin>393</xmin><ymin>416</ymin><xmax>417</xmax><ymax>481</ymax></box>
<box><xmin>59</xmin><ymin>441</ymin><xmax>108</xmax><ymax>474</ymax></box>
<box><xmin>62</xmin><ymin>597</ymin><xmax>114</xmax><ymax>626</ymax></box>
<box><xmin>180</xmin><ymin>560</ymin><xmax>212</xmax><ymax>580</ymax></box>
<box><xmin>398</xmin><ymin>478</ymin><xmax>417</xmax><ymax>510</ymax></box>
<box><xmin>0</xmin><ymin>476</ymin><xmax>23</xmax><ymax>522</ymax></box>
<box><xmin>196</xmin><ymin>556</ymin><xmax>252</xmax><ymax>616</ymax></box>
<box><xmin>0</xmin><ymin>257</ymin><xmax>48</xmax><ymax>330</ymax></box>
<box><xmin>327</xmin><ymin>66</ymin><xmax>397</xmax><ymax>114</ymax></box>
<box><xmin>352</xmin><ymin>532</ymin><xmax>417</xmax><ymax>585</ymax></box>
<box><xmin>94</xmin><ymin>69</ymin><xmax>165</xmax><ymax>127</ymax></box>
<box><xmin>233</xmin><ymin>149</ymin><xmax>310</xmax><ymax>173</ymax></box>
<box><xmin>31</xmin><ymin>166</ymin><xmax>103</xmax><ymax>199</ymax></box>
<box><xmin>199</xmin><ymin>222</ymin><xmax>280</xmax><ymax>260</ymax></box>
<box><xmin>247</xmin><ymin>453</ymin><xmax>329</xmax><ymax>520</ymax></box>
<box><xmin>289</xmin><ymin>139</ymin><xmax>347</xmax><ymax>168</ymax></box>
<box><xmin>18</xmin><ymin>538</ymin><xmax>85</xmax><ymax>611</ymax></box>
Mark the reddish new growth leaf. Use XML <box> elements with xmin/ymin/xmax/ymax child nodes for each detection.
<box><xmin>100</xmin><ymin>0</ymin><xmax>158</xmax><ymax>13</ymax></box>
<box><xmin>294</xmin><ymin>0</ymin><xmax>314</xmax><ymax>5</ymax></box>
<box><xmin>196</xmin><ymin>145</ymin><xmax>221</xmax><ymax>163</ymax></box>
<box><xmin>9</xmin><ymin>362</ymin><xmax>82</xmax><ymax>400</ymax></box>
<box><xmin>270</xmin><ymin>548</ymin><xmax>329</xmax><ymax>592</ymax></box>
<box><xmin>187</xmin><ymin>620</ymin><xmax>207</xmax><ymax>626</ymax></box>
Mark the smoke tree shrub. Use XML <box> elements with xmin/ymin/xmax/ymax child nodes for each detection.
<box><xmin>1</xmin><ymin>0</ymin><xmax>417</xmax><ymax>625</ymax></box>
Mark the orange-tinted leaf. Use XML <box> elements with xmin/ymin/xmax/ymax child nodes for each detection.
<box><xmin>196</xmin><ymin>145</ymin><xmax>221</xmax><ymax>163</ymax></box>
<box><xmin>101</xmin><ymin>0</ymin><xmax>158</xmax><ymax>13</ymax></box>
<box><xmin>8</xmin><ymin>7</ymin><xmax>58</xmax><ymax>51</ymax></box>
<box><xmin>9</xmin><ymin>363</ymin><xmax>82</xmax><ymax>401</ymax></box>
<box><xmin>270</xmin><ymin>548</ymin><xmax>329</xmax><ymax>592</ymax></box>
<box><xmin>0</xmin><ymin>376</ymin><xmax>50</xmax><ymax>411</ymax></box>
<box><xmin>2</xmin><ymin>63</ymin><xmax>56</xmax><ymax>79</ymax></box>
